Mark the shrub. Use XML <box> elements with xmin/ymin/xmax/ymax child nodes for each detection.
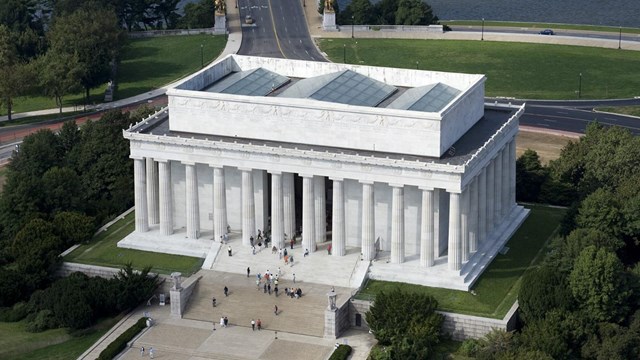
<box><xmin>0</xmin><ymin>301</ymin><xmax>29</xmax><ymax>322</ymax></box>
<box><xmin>97</xmin><ymin>317</ymin><xmax>148</xmax><ymax>360</ymax></box>
<box><xmin>26</xmin><ymin>309</ymin><xmax>57</xmax><ymax>332</ymax></box>
<box><xmin>329</xmin><ymin>344</ymin><xmax>352</xmax><ymax>360</ymax></box>
<box><xmin>459</xmin><ymin>338</ymin><xmax>482</xmax><ymax>357</ymax></box>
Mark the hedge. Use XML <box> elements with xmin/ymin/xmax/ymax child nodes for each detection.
<box><xmin>329</xmin><ymin>344</ymin><xmax>353</xmax><ymax>360</ymax></box>
<box><xmin>97</xmin><ymin>317</ymin><xmax>148</xmax><ymax>360</ymax></box>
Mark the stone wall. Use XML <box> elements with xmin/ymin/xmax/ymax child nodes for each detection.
<box><xmin>324</xmin><ymin>296</ymin><xmax>353</xmax><ymax>339</ymax></box>
<box><xmin>170</xmin><ymin>275</ymin><xmax>202</xmax><ymax>318</ymax></box>
<box><xmin>348</xmin><ymin>298</ymin><xmax>519</xmax><ymax>340</ymax></box>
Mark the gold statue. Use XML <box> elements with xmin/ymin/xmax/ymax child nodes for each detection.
<box><xmin>324</xmin><ymin>0</ymin><xmax>334</xmax><ymax>13</ymax></box>
<box><xmin>215</xmin><ymin>0</ymin><xmax>226</xmax><ymax>15</ymax></box>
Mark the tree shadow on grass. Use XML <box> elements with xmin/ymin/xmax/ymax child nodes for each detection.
<box><xmin>117</xmin><ymin>59</ymin><xmax>191</xmax><ymax>87</ymax></box>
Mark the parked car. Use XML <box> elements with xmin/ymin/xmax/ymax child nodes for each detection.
<box><xmin>539</xmin><ymin>29</ymin><xmax>555</xmax><ymax>35</ymax></box>
<box><xmin>245</xmin><ymin>15</ymin><xmax>254</xmax><ymax>24</ymax></box>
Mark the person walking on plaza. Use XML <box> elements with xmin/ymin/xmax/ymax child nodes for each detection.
<box><xmin>140</xmin><ymin>346</ymin><xmax>145</xmax><ymax>356</ymax></box>
<box><xmin>247</xmin><ymin>267</ymin><xmax>250</xmax><ymax>277</ymax></box>
<box><xmin>274</xmin><ymin>304</ymin><xmax>278</xmax><ymax>315</ymax></box>
<box><xmin>257</xmin><ymin>318</ymin><xmax>262</xmax><ymax>330</ymax></box>
<box><xmin>289</xmin><ymin>255</ymin><xmax>294</xmax><ymax>267</ymax></box>
<box><xmin>224</xmin><ymin>286</ymin><xmax>229</xmax><ymax>297</ymax></box>
<box><xmin>251</xmin><ymin>319</ymin><xmax>255</xmax><ymax>330</ymax></box>
<box><xmin>290</xmin><ymin>238</ymin><xmax>294</xmax><ymax>249</ymax></box>
<box><xmin>149</xmin><ymin>347</ymin><xmax>155</xmax><ymax>359</ymax></box>
<box><xmin>268</xmin><ymin>283</ymin><xmax>271</xmax><ymax>295</ymax></box>
<box><xmin>263</xmin><ymin>283</ymin><xmax>267</xmax><ymax>293</ymax></box>
<box><xmin>293</xmin><ymin>273</ymin><xmax>296</xmax><ymax>283</ymax></box>
<box><xmin>304</xmin><ymin>248</ymin><xmax>309</xmax><ymax>257</ymax></box>
<box><xmin>224</xmin><ymin>316</ymin><xmax>229</xmax><ymax>327</ymax></box>
<box><xmin>228</xmin><ymin>245</ymin><xmax>232</xmax><ymax>256</ymax></box>
<box><xmin>274</xmin><ymin>285</ymin><xmax>279</xmax><ymax>297</ymax></box>
<box><xmin>220</xmin><ymin>316</ymin><xmax>225</xmax><ymax>327</ymax></box>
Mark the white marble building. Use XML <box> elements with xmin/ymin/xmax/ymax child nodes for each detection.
<box><xmin>122</xmin><ymin>55</ymin><xmax>528</xmax><ymax>290</ymax></box>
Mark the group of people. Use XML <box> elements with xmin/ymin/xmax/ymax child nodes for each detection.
<box><xmin>219</xmin><ymin>316</ymin><xmax>230</xmax><ymax>327</ymax></box>
<box><xmin>250</xmin><ymin>318</ymin><xmax>262</xmax><ymax>330</ymax></box>
<box><xmin>140</xmin><ymin>346</ymin><xmax>155</xmax><ymax>358</ymax></box>
<box><xmin>284</xmin><ymin>287</ymin><xmax>303</xmax><ymax>299</ymax></box>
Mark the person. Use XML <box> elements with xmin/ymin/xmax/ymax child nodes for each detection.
<box><xmin>149</xmin><ymin>347</ymin><xmax>155</xmax><ymax>359</ymax></box>
<box><xmin>224</xmin><ymin>286</ymin><xmax>229</xmax><ymax>297</ymax></box>
<box><xmin>290</xmin><ymin>255</ymin><xmax>294</xmax><ymax>267</ymax></box>
<box><xmin>212</xmin><ymin>297</ymin><xmax>216</xmax><ymax>307</ymax></box>
<box><xmin>272</xmin><ymin>245</ymin><xmax>277</xmax><ymax>254</ymax></box>
<box><xmin>267</xmin><ymin>283</ymin><xmax>271</xmax><ymax>295</ymax></box>
<box><xmin>263</xmin><ymin>283</ymin><xmax>267</xmax><ymax>293</ymax></box>
<box><xmin>304</xmin><ymin>248</ymin><xmax>309</xmax><ymax>257</ymax></box>
<box><xmin>327</xmin><ymin>244</ymin><xmax>332</xmax><ymax>255</ymax></box>
<box><xmin>220</xmin><ymin>235</ymin><xmax>224</xmax><ymax>243</ymax></box>
<box><xmin>251</xmin><ymin>319</ymin><xmax>255</xmax><ymax>331</ymax></box>
<box><xmin>284</xmin><ymin>255</ymin><xmax>289</xmax><ymax>265</ymax></box>
<box><xmin>257</xmin><ymin>318</ymin><xmax>262</xmax><ymax>330</ymax></box>
<box><xmin>284</xmin><ymin>248</ymin><xmax>288</xmax><ymax>257</ymax></box>
<box><xmin>290</xmin><ymin>238</ymin><xmax>294</xmax><ymax>249</ymax></box>
<box><xmin>250</xmin><ymin>236</ymin><xmax>254</xmax><ymax>247</ymax></box>
<box><xmin>228</xmin><ymin>246</ymin><xmax>232</xmax><ymax>256</ymax></box>
<box><xmin>252</xmin><ymin>245</ymin><xmax>256</xmax><ymax>255</ymax></box>
<box><xmin>274</xmin><ymin>279</ymin><xmax>278</xmax><ymax>287</ymax></box>
<box><xmin>223</xmin><ymin>233</ymin><xmax>229</xmax><ymax>243</ymax></box>
<box><xmin>296</xmin><ymin>288</ymin><xmax>302</xmax><ymax>299</ymax></box>
<box><xmin>224</xmin><ymin>316</ymin><xmax>228</xmax><ymax>327</ymax></box>
<box><xmin>274</xmin><ymin>285</ymin><xmax>279</xmax><ymax>297</ymax></box>
<box><xmin>274</xmin><ymin>304</ymin><xmax>278</xmax><ymax>315</ymax></box>
<box><xmin>284</xmin><ymin>287</ymin><xmax>289</xmax><ymax>296</ymax></box>
<box><xmin>257</xmin><ymin>229</ymin><xmax>262</xmax><ymax>240</ymax></box>
<box><xmin>257</xmin><ymin>273</ymin><xmax>262</xmax><ymax>281</ymax></box>
<box><xmin>140</xmin><ymin>346</ymin><xmax>145</xmax><ymax>356</ymax></box>
<box><xmin>293</xmin><ymin>273</ymin><xmax>296</xmax><ymax>283</ymax></box>
<box><xmin>247</xmin><ymin>267</ymin><xmax>251</xmax><ymax>277</ymax></box>
<box><xmin>278</xmin><ymin>248</ymin><xmax>282</xmax><ymax>259</ymax></box>
<box><xmin>220</xmin><ymin>317</ymin><xmax>225</xmax><ymax>327</ymax></box>
<box><xmin>277</xmin><ymin>267</ymin><xmax>281</xmax><ymax>276</ymax></box>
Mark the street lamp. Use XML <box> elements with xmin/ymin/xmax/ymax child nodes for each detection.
<box><xmin>351</xmin><ymin>15</ymin><xmax>354</xmax><ymax>39</ymax></box>
<box><xmin>415</xmin><ymin>60</ymin><xmax>419</xmax><ymax>69</ymax></box>
<box><xmin>618</xmin><ymin>26</ymin><xmax>622</xmax><ymax>49</ymax></box>
<box><xmin>578</xmin><ymin>73</ymin><xmax>582</xmax><ymax>99</ymax></box>
<box><xmin>481</xmin><ymin>18</ymin><xmax>485</xmax><ymax>41</ymax></box>
<box><xmin>200</xmin><ymin>44</ymin><xmax>204</xmax><ymax>68</ymax></box>
<box><xmin>343</xmin><ymin>44</ymin><xmax>346</xmax><ymax>63</ymax></box>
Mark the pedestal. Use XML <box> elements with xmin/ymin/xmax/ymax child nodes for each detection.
<box><xmin>215</xmin><ymin>15</ymin><xmax>226</xmax><ymax>33</ymax></box>
<box><xmin>322</xmin><ymin>11</ymin><xmax>337</xmax><ymax>31</ymax></box>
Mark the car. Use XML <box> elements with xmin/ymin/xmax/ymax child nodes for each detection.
<box><xmin>539</xmin><ymin>29</ymin><xmax>555</xmax><ymax>35</ymax></box>
<box><xmin>245</xmin><ymin>15</ymin><xmax>254</xmax><ymax>24</ymax></box>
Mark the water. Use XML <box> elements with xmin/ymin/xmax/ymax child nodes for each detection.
<box><xmin>336</xmin><ymin>0</ymin><xmax>640</xmax><ymax>28</ymax></box>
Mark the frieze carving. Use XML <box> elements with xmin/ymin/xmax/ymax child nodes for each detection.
<box><xmin>270</xmin><ymin>154</ymin><xmax>280</xmax><ymax>162</ymax></box>
<box><xmin>183</xmin><ymin>146</ymin><xmax>194</xmax><ymax>153</ymax></box>
<box><xmin>361</xmin><ymin>164</ymin><xmax>372</xmax><ymax>172</ymax></box>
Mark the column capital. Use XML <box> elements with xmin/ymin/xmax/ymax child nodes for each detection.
<box><xmin>209</xmin><ymin>164</ymin><xmax>223</xmax><ymax>169</ymax></box>
<box><xmin>181</xmin><ymin>161</ymin><xmax>196</xmax><ymax>166</ymax></box>
<box><xmin>130</xmin><ymin>155</ymin><xmax>146</xmax><ymax>160</ymax></box>
<box><xmin>299</xmin><ymin>173</ymin><xmax>314</xmax><ymax>178</ymax></box>
<box><xmin>359</xmin><ymin>180</ymin><xmax>374</xmax><ymax>185</ymax></box>
<box><xmin>419</xmin><ymin>186</ymin><xmax>435</xmax><ymax>191</ymax></box>
<box><xmin>389</xmin><ymin>183</ymin><xmax>405</xmax><ymax>188</ymax></box>
<box><xmin>156</xmin><ymin>158</ymin><xmax>169</xmax><ymax>163</ymax></box>
<box><xmin>238</xmin><ymin>167</ymin><xmax>253</xmax><ymax>172</ymax></box>
<box><xmin>447</xmin><ymin>190</ymin><xmax>462</xmax><ymax>195</ymax></box>
<box><xmin>329</xmin><ymin>177</ymin><xmax>344</xmax><ymax>182</ymax></box>
<box><xmin>268</xmin><ymin>170</ymin><xmax>282</xmax><ymax>175</ymax></box>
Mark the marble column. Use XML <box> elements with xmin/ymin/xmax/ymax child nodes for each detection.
<box><xmin>133</xmin><ymin>157</ymin><xmax>149</xmax><ymax>233</ymax></box>
<box><xmin>469</xmin><ymin>177</ymin><xmax>479</xmax><ymax>253</ymax></box>
<box><xmin>478</xmin><ymin>167</ymin><xmax>487</xmax><ymax>244</ymax></box>
<box><xmin>494</xmin><ymin>151</ymin><xmax>503</xmax><ymax>227</ymax></box>
<box><xmin>283</xmin><ymin>172</ymin><xmax>296</xmax><ymax>240</ymax></box>
<box><xmin>212</xmin><ymin>165</ymin><xmax>228</xmax><ymax>241</ymax></box>
<box><xmin>331</xmin><ymin>178</ymin><xmax>345</xmax><ymax>256</ymax></box>
<box><xmin>448</xmin><ymin>191</ymin><xmax>461</xmax><ymax>271</ymax></box>
<box><xmin>461</xmin><ymin>186</ymin><xmax>470</xmax><ymax>262</ymax></box>
<box><xmin>361</xmin><ymin>181</ymin><xmax>375</xmax><ymax>261</ymax></box>
<box><xmin>314</xmin><ymin>176</ymin><xmax>326</xmax><ymax>247</ymax></box>
<box><xmin>390</xmin><ymin>185</ymin><xmax>405</xmax><ymax>264</ymax></box>
<box><xmin>184</xmin><ymin>162</ymin><xmax>200</xmax><ymax>239</ymax></box>
<box><xmin>509</xmin><ymin>139</ymin><xmax>517</xmax><ymax>206</ymax></box>
<box><xmin>302</xmin><ymin>175</ymin><xmax>315</xmax><ymax>253</ymax></box>
<box><xmin>271</xmin><ymin>172</ymin><xmax>285</xmax><ymax>249</ymax></box>
<box><xmin>502</xmin><ymin>145</ymin><xmax>510</xmax><ymax>216</ymax></box>
<box><xmin>146</xmin><ymin>158</ymin><xmax>159</xmax><ymax>225</ymax></box>
<box><xmin>420</xmin><ymin>187</ymin><xmax>435</xmax><ymax>267</ymax></box>
<box><xmin>486</xmin><ymin>159</ymin><xmax>495</xmax><ymax>236</ymax></box>
<box><xmin>158</xmin><ymin>160</ymin><xmax>173</xmax><ymax>236</ymax></box>
<box><xmin>241</xmin><ymin>168</ymin><xmax>256</xmax><ymax>247</ymax></box>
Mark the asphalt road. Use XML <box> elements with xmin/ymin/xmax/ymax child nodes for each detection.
<box><xmin>454</xmin><ymin>25</ymin><xmax>640</xmax><ymax>43</ymax></box>
<box><xmin>237</xmin><ymin>0</ymin><xmax>326</xmax><ymax>61</ymax></box>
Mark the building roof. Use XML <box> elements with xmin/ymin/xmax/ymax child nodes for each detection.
<box><xmin>388</xmin><ymin>83</ymin><xmax>461</xmax><ymax>113</ymax></box>
<box><xmin>203</xmin><ymin>67</ymin><xmax>290</xmax><ymax>96</ymax></box>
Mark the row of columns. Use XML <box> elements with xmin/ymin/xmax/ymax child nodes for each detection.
<box><xmin>131</xmin><ymin>137</ymin><xmax>517</xmax><ymax>271</ymax></box>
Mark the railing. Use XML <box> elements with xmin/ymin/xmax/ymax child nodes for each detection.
<box><xmin>338</xmin><ymin>24</ymin><xmax>444</xmax><ymax>33</ymax></box>
<box><xmin>127</xmin><ymin>28</ymin><xmax>221</xmax><ymax>38</ymax></box>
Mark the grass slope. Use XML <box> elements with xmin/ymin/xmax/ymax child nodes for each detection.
<box><xmin>65</xmin><ymin>211</ymin><xmax>203</xmax><ymax>276</ymax></box>
<box><xmin>358</xmin><ymin>204</ymin><xmax>565</xmax><ymax>318</ymax></box>
<box><xmin>318</xmin><ymin>39</ymin><xmax>640</xmax><ymax>100</ymax></box>
<box><xmin>4</xmin><ymin>35</ymin><xmax>225</xmax><ymax>115</ymax></box>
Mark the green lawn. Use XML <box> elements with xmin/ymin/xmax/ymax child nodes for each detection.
<box><xmin>65</xmin><ymin>211</ymin><xmax>203</xmax><ymax>276</ymax></box>
<box><xmin>3</xmin><ymin>35</ymin><xmax>226</xmax><ymax>116</ymax></box>
<box><xmin>115</xmin><ymin>35</ymin><xmax>227</xmax><ymax>100</ymax></box>
<box><xmin>596</xmin><ymin>105</ymin><xmax>640</xmax><ymax>117</ymax></box>
<box><xmin>357</xmin><ymin>204</ymin><xmax>565</xmax><ymax>318</ymax></box>
<box><xmin>318</xmin><ymin>39</ymin><xmax>640</xmax><ymax>100</ymax></box>
<box><xmin>0</xmin><ymin>110</ymin><xmax>89</xmax><ymax>128</ymax></box>
<box><xmin>441</xmin><ymin>20</ymin><xmax>640</xmax><ymax>34</ymax></box>
<box><xmin>0</xmin><ymin>317</ymin><xmax>119</xmax><ymax>360</ymax></box>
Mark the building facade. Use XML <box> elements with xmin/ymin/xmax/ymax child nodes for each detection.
<box><xmin>122</xmin><ymin>55</ymin><xmax>528</xmax><ymax>290</ymax></box>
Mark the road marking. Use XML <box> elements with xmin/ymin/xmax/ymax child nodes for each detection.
<box><xmin>267</xmin><ymin>0</ymin><xmax>287</xmax><ymax>58</ymax></box>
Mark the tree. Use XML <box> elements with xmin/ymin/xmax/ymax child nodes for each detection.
<box><xmin>395</xmin><ymin>0</ymin><xmax>435</xmax><ymax>25</ymax></box>
<box><xmin>372</xmin><ymin>0</ymin><xmax>399</xmax><ymax>25</ymax></box>
<box><xmin>47</xmin><ymin>6</ymin><xmax>123</xmax><ymax>105</ymax></box>
<box><xmin>515</xmin><ymin>149</ymin><xmax>548</xmax><ymax>202</ymax></box>
<box><xmin>58</xmin><ymin>120</ymin><xmax>82</xmax><ymax>154</ymax></box>
<box><xmin>519</xmin><ymin>265</ymin><xmax>573</xmax><ymax>324</ymax></box>
<box><xmin>41</xmin><ymin>166</ymin><xmax>83</xmax><ymax>214</ymax></box>
<box><xmin>366</xmin><ymin>288</ymin><xmax>443</xmax><ymax>358</ymax></box>
<box><xmin>114</xmin><ymin>263</ymin><xmax>159</xmax><ymax>311</ymax></box>
<box><xmin>151</xmin><ymin>0</ymin><xmax>180</xmax><ymax>29</ymax></box>
<box><xmin>346</xmin><ymin>0</ymin><xmax>374</xmax><ymax>26</ymax></box>
<box><xmin>576</xmin><ymin>188</ymin><xmax>624</xmax><ymax>238</ymax></box>
<box><xmin>53</xmin><ymin>211</ymin><xmax>95</xmax><ymax>247</ymax></box>
<box><xmin>0</xmin><ymin>25</ymin><xmax>32</xmax><ymax>121</ymax></box>
<box><xmin>37</xmin><ymin>49</ymin><xmax>84</xmax><ymax>114</ymax></box>
<box><xmin>569</xmin><ymin>246</ymin><xmax>630</xmax><ymax>323</ymax></box>
<box><xmin>0</xmin><ymin>0</ymin><xmax>44</xmax><ymax>58</ymax></box>
<box><xmin>179</xmin><ymin>0</ymin><xmax>215</xmax><ymax>29</ymax></box>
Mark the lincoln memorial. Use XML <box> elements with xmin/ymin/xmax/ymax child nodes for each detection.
<box><xmin>121</xmin><ymin>55</ymin><xmax>528</xmax><ymax>291</ymax></box>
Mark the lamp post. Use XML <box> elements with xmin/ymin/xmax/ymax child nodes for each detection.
<box><xmin>618</xmin><ymin>26</ymin><xmax>622</xmax><ymax>49</ymax></box>
<box><xmin>351</xmin><ymin>15</ymin><xmax>354</xmax><ymax>39</ymax></box>
<box><xmin>343</xmin><ymin>44</ymin><xmax>346</xmax><ymax>63</ymax></box>
<box><xmin>415</xmin><ymin>60</ymin><xmax>419</xmax><ymax>69</ymax></box>
<box><xmin>200</xmin><ymin>44</ymin><xmax>204</xmax><ymax>68</ymax></box>
<box><xmin>578</xmin><ymin>73</ymin><xmax>582</xmax><ymax>99</ymax></box>
<box><xmin>481</xmin><ymin>18</ymin><xmax>484</xmax><ymax>41</ymax></box>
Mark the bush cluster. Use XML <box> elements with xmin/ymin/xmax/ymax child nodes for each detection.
<box><xmin>329</xmin><ymin>344</ymin><xmax>352</xmax><ymax>360</ymax></box>
<box><xmin>98</xmin><ymin>317</ymin><xmax>148</xmax><ymax>360</ymax></box>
